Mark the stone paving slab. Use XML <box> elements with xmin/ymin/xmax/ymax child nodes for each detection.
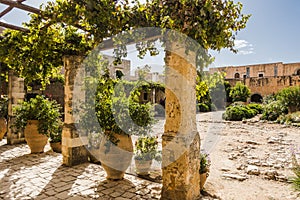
<box><xmin>0</xmin><ymin>139</ymin><xmax>162</xmax><ymax>200</ymax></box>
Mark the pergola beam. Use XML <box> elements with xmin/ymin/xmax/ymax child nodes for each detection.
<box><xmin>0</xmin><ymin>0</ymin><xmax>40</xmax><ymax>15</ymax></box>
<box><xmin>0</xmin><ymin>21</ymin><xmax>29</xmax><ymax>32</ymax></box>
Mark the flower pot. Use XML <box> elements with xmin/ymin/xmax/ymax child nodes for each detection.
<box><xmin>50</xmin><ymin>142</ymin><xmax>62</xmax><ymax>153</ymax></box>
<box><xmin>135</xmin><ymin>159</ymin><xmax>152</xmax><ymax>175</ymax></box>
<box><xmin>200</xmin><ymin>172</ymin><xmax>208</xmax><ymax>190</ymax></box>
<box><xmin>99</xmin><ymin>132</ymin><xmax>133</xmax><ymax>180</ymax></box>
<box><xmin>24</xmin><ymin>120</ymin><xmax>48</xmax><ymax>154</ymax></box>
<box><xmin>0</xmin><ymin>118</ymin><xmax>7</xmax><ymax>141</ymax></box>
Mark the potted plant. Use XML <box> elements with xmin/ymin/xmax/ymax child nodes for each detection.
<box><xmin>91</xmin><ymin>70</ymin><xmax>155</xmax><ymax>180</ymax></box>
<box><xmin>0</xmin><ymin>95</ymin><xmax>8</xmax><ymax>140</ymax></box>
<box><xmin>199</xmin><ymin>151</ymin><xmax>211</xmax><ymax>191</ymax></box>
<box><xmin>13</xmin><ymin>95</ymin><xmax>62</xmax><ymax>153</ymax></box>
<box><xmin>134</xmin><ymin>136</ymin><xmax>161</xmax><ymax>176</ymax></box>
<box><xmin>49</xmin><ymin>120</ymin><xmax>63</xmax><ymax>153</ymax></box>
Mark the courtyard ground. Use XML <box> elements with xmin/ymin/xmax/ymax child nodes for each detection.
<box><xmin>0</xmin><ymin>111</ymin><xmax>299</xmax><ymax>199</ymax></box>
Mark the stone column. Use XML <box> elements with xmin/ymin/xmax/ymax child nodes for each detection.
<box><xmin>7</xmin><ymin>71</ymin><xmax>25</xmax><ymax>145</ymax></box>
<box><xmin>62</xmin><ymin>56</ymin><xmax>88</xmax><ymax>166</ymax></box>
<box><xmin>161</xmin><ymin>42</ymin><xmax>200</xmax><ymax>199</ymax></box>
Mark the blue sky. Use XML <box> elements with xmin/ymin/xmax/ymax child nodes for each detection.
<box><xmin>1</xmin><ymin>0</ymin><xmax>300</xmax><ymax>69</ymax></box>
<box><xmin>211</xmin><ymin>0</ymin><xmax>300</xmax><ymax>67</ymax></box>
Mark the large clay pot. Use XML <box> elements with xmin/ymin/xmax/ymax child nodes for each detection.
<box><xmin>24</xmin><ymin>120</ymin><xmax>48</xmax><ymax>153</ymax></box>
<box><xmin>99</xmin><ymin>132</ymin><xmax>133</xmax><ymax>180</ymax></box>
<box><xmin>50</xmin><ymin>142</ymin><xmax>62</xmax><ymax>153</ymax></box>
<box><xmin>135</xmin><ymin>159</ymin><xmax>152</xmax><ymax>175</ymax></box>
<box><xmin>200</xmin><ymin>172</ymin><xmax>208</xmax><ymax>190</ymax></box>
<box><xmin>0</xmin><ymin>118</ymin><xmax>7</xmax><ymax>141</ymax></box>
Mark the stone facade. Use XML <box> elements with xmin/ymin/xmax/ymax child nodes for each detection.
<box><xmin>209</xmin><ymin>62</ymin><xmax>300</xmax><ymax>101</ymax></box>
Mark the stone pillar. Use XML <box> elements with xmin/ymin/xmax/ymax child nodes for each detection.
<box><xmin>7</xmin><ymin>71</ymin><xmax>25</xmax><ymax>145</ymax></box>
<box><xmin>161</xmin><ymin>42</ymin><xmax>200</xmax><ymax>199</ymax></box>
<box><xmin>62</xmin><ymin>56</ymin><xmax>88</xmax><ymax>166</ymax></box>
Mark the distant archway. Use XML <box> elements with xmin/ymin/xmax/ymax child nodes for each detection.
<box><xmin>250</xmin><ymin>93</ymin><xmax>263</xmax><ymax>103</ymax></box>
<box><xmin>115</xmin><ymin>70</ymin><xmax>124</xmax><ymax>79</ymax></box>
<box><xmin>234</xmin><ymin>73</ymin><xmax>240</xmax><ymax>79</ymax></box>
<box><xmin>296</xmin><ymin>69</ymin><xmax>300</xmax><ymax>76</ymax></box>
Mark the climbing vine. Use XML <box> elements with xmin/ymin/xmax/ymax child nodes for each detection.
<box><xmin>0</xmin><ymin>0</ymin><xmax>250</xmax><ymax>88</ymax></box>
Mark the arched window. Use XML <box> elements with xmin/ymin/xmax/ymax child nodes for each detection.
<box><xmin>296</xmin><ymin>69</ymin><xmax>300</xmax><ymax>76</ymax></box>
<box><xmin>234</xmin><ymin>73</ymin><xmax>240</xmax><ymax>79</ymax></box>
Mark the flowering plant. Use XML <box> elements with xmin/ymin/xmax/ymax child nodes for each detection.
<box><xmin>199</xmin><ymin>151</ymin><xmax>211</xmax><ymax>174</ymax></box>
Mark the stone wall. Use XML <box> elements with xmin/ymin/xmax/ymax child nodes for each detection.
<box><xmin>210</xmin><ymin>62</ymin><xmax>300</xmax><ymax>79</ymax></box>
<box><xmin>227</xmin><ymin>75</ymin><xmax>300</xmax><ymax>97</ymax></box>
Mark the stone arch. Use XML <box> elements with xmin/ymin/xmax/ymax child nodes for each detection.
<box><xmin>250</xmin><ymin>93</ymin><xmax>263</xmax><ymax>103</ymax></box>
<box><xmin>115</xmin><ymin>69</ymin><xmax>124</xmax><ymax>79</ymax></box>
<box><xmin>296</xmin><ymin>68</ymin><xmax>300</xmax><ymax>76</ymax></box>
<box><xmin>234</xmin><ymin>72</ymin><xmax>240</xmax><ymax>79</ymax></box>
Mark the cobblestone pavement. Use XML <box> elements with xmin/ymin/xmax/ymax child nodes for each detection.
<box><xmin>0</xmin><ymin>139</ymin><xmax>162</xmax><ymax>200</ymax></box>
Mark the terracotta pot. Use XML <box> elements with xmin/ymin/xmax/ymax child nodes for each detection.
<box><xmin>135</xmin><ymin>159</ymin><xmax>152</xmax><ymax>175</ymax></box>
<box><xmin>50</xmin><ymin>142</ymin><xmax>62</xmax><ymax>153</ymax></box>
<box><xmin>200</xmin><ymin>172</ymin><xmax>208</xmax><ymax>190</ymax></box>
<box><xmin>24</xmin><ymin>120</ymin><xmax>48</xmax><ymax>153</ymax></box>
<box><xmin>0</xmin><ymin>118</ymin><xmax>7</xmax><ymax>141</ymax></box>
<box><xmin>99</xmin><ymin>132</ymin><xmax>133</xmax><ymax>180</ymax></box>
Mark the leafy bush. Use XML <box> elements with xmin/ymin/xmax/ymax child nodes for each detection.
<box><xmin>261</xmin><ymin>100</ymin><xmax>288</xmax><ymax>121</ymax></box>
<box><xmin>263</xmin><ymin>94</ymin><xmax>276</xmax><ymax>104</ymax></box>
<box><xmin>197</xmin><ymin>103</ymin><xmax>210</xmax><ymax>112</ymax></box>
<box><xmin>222</xmin><ymin>104</ymin><xmax>256</xmax><ymax>121</ymax></box>
<box><xmin>13</xmin><ymin>95</ymin><xmax>62</xmax><ymax>136</ymax></box>
<box><xmin>229</xmin><ymin>82</ymin><xmax>251</xmax><ymax>102</ymax></box>
<box><xmin>276</xmin><ymin>111</ymin><xmax>300</xmax><ymax>125</ymax></box>
<box><xmin>95</xmin><ymin>73</ymin><xmax>155</xmax><ymax>137</ymax></box>
<box><xmin>247</xmin><ymin>103</ymin><xmax>263</xmax><ymax>114</ymax></box>
<box><xmin>277</xmin><ymin>86</ymin><xmax>300</xmax><ymax>113</ymax></box>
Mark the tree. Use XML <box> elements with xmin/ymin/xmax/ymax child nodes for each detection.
<box><xmin>229</xmin><ymin>82</ymin><xmax>251</xmax><ymax>102</ymax></box>
<box><xmin>0</xmin><ymin>0</ymin><xmax>250</xmax><ymax>88</ymax></box>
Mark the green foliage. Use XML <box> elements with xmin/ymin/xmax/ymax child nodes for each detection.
<box><xmin>49</xmin><ymin>121</ymin><xmax>63</xmax><ymax>143</ymax></box>
<box><xmin>263</xmin><ymin>94</ymin><xmax>277</xmax><ymax>104</ymax></box>
<box><xmin>0</xmin><ymin>0</ymin><xmax>249</xmax><ymax>90</ymax></box>
<box><xmin>229</xmin><ymin>82</ymin><xmax>251</xmax><ymax>102</ymax></box>
<box><xmin>134</xmin><ymin>136</ymin><xmax>161</xmax><ymax>161</ymax></box>
<box><xmin>247</xmin><ymin>103</ymin><xmax>263</xmax><ymax>114</ymax></box>
<box><xmin>95</xmin><ymin>71</ymin><xmax>156</xmax><ymax>137</ymax></box>
<box><xmin>261</xmin><ymin>100</ymin><xmax>288</xmax><ymax>121</ymax></box>
<box><xmin>197</xmin><ymin>103</ymin><xmax>210</xmax><ymax>112</ymax></box>
<box><xmin>291</xmin><ymin>150</ymin><xmax>300</xmax><ymax>191</ymax></box>
<box><xmin>222</xmin><ymin>104</ymin><xmax>257</xmax><ymax>121</ymax></box>
<box><xmin>200</xmin><ymin>152</ymin><xmax>211</xmax><ymax>174</ymax></box>
<box><xmin>13</xmin><ymin>95</ymin><xmax>62</xmax><ymax>136</ymax></box>
<box><xmin>0</xmin><ymin>96</ymin><xmax>8</xmax><ymax>119</ymax></box>
<box><xmin>276</xmin><ymin>111</ymin><xmax>300</xmax><ymax>125</ymax></box>
<box><xmin>277</xmin><ymin>86</ymin><xmax>300</xmax><ymax>113</ymax></box>
<box><xmin>196</xmin><ymin>72</ymin><xmax>228</xmax><ymax>111</ymax></box>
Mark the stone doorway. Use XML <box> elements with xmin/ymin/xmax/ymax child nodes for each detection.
<box><xmin>250</xmin><ymin>93</ymin><xmax>263</xmax><ymax>103</ymax></box>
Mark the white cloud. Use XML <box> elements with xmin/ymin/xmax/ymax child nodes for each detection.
<box><xmin>234</xmin><ymin>40</ymin><xmax>254</xmax><ymax>55</ymax></box>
